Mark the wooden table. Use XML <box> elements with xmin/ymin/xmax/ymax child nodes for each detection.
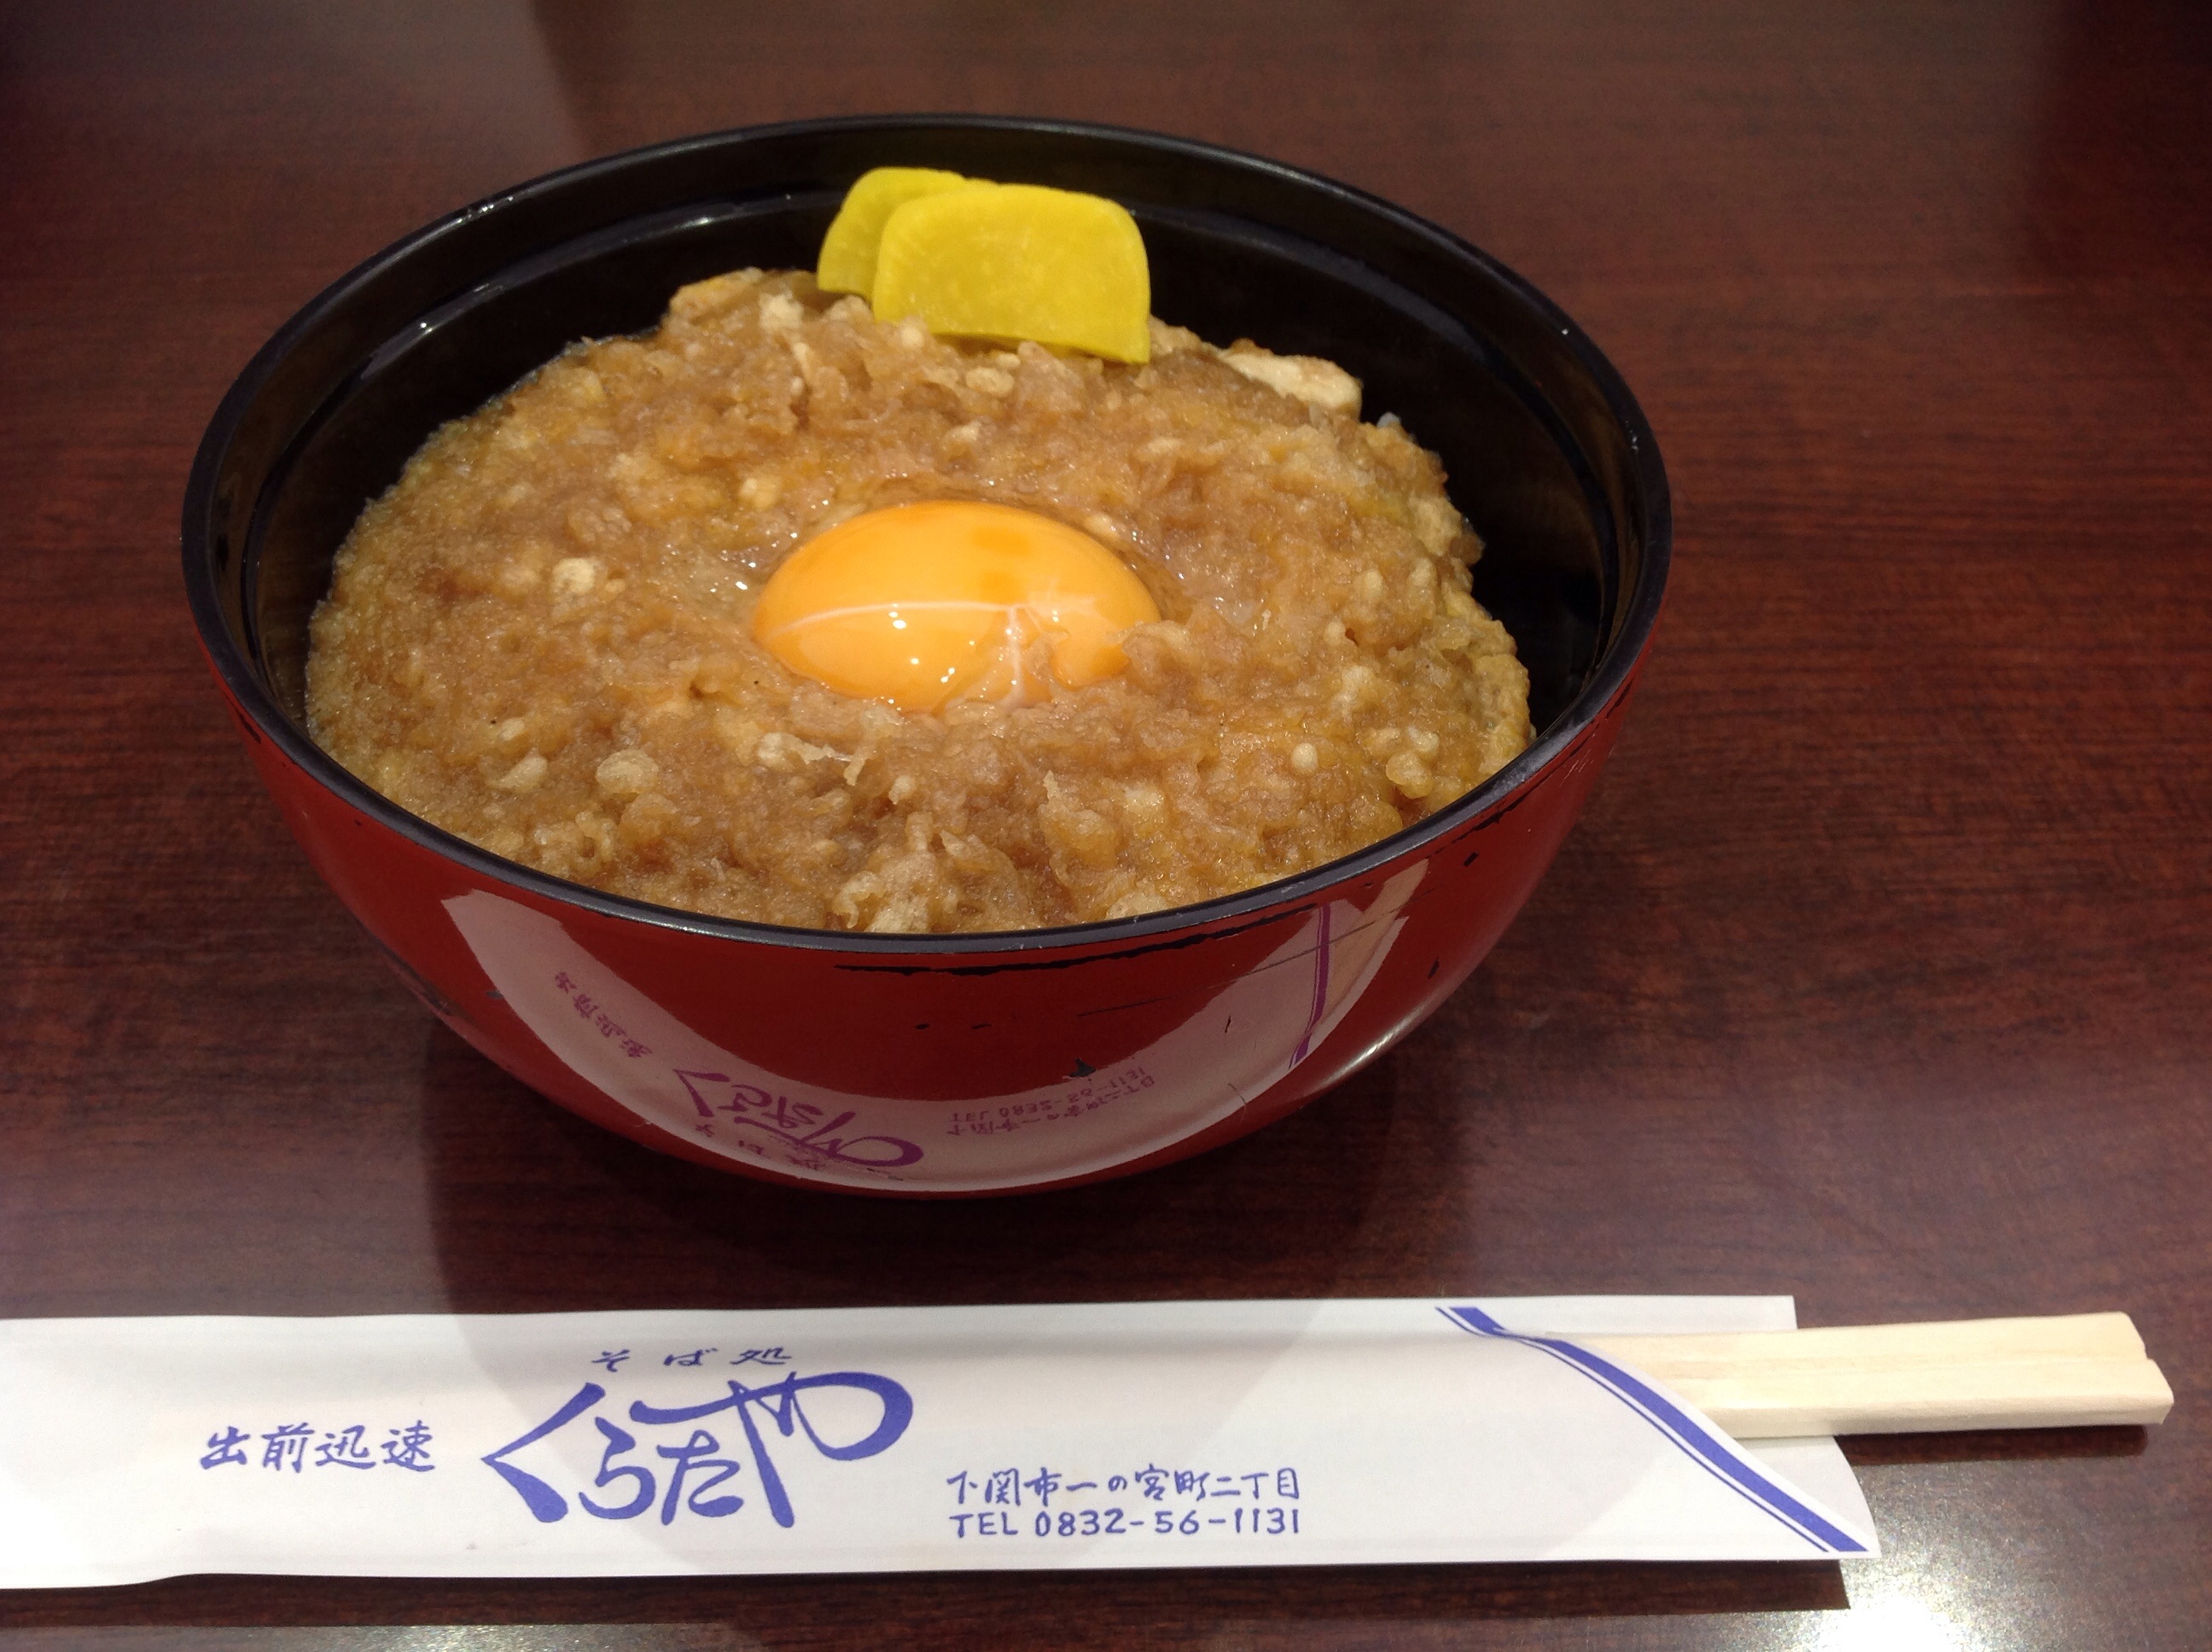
<box><xmin>3</xmin><ymin>1</ymin><xmax>2206</xmax><ymax>1645</ymax></box>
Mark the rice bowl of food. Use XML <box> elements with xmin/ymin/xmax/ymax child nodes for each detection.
<box><xmin>184</xmin><ymin>116</ymin><xmax>1669</xmax><ymax>1195</ymax></box>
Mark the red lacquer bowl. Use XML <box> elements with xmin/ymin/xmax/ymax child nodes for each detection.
<box><xmin>183</xmin><ymin>118</ymin><xmax>1669</xmax><ymax>1195</ymax></box>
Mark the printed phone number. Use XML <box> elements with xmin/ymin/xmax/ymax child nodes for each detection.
<box><xmin>952</xmin><ymin>1504</ymin><xmax>1301</xmax><ymax>1539</ymax></box>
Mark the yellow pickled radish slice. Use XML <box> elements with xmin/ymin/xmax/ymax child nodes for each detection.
<box><xmin>816</xmin><ymin>167</ymin><xmax>981</xmax><ymax>298</ymax></box>
<box><xmin>871</xmin><ymin>184</ymin><xmax>1151</xmax><ymax>364</ymax></box>
<box><xmin>752</xmin><ymin>501</ymin><xmax>1161</xmax><ymax>714</ymax></box>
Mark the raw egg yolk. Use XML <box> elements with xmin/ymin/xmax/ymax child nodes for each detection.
<box><xmin>752</xmin><ymin>501</ymin><xmax>1161</xmax><ymax>714</ymax></box>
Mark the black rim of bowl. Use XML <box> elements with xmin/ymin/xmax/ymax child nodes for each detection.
<box><xmin>183</xmin><ymin>114</ymin><xmax>1672</xmax><ymax>959</ymax></box>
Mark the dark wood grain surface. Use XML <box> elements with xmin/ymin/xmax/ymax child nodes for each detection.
<box><xmin>3</xmin><ymin>1</ymin><xmax>2208</xmax><ymax>1646</ymax></box>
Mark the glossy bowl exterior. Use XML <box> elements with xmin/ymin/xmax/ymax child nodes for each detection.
<box><xmin>184</xmin><ymin>118</ymin><xmax>1669</xmax><ymax>1195</ymax></box>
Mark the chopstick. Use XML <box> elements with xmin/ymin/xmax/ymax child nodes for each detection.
<box><xmin>1564</xmin><ymin>1312</ymin><xmax>2173</xmax><ymax>1438</ymax></box>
